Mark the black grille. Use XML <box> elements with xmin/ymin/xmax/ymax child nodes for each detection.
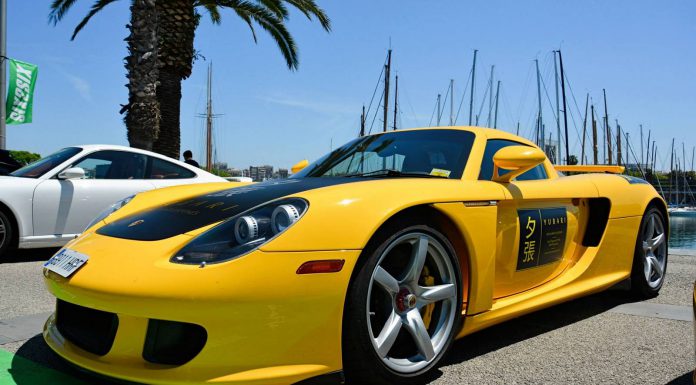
<box><xmin>142</xmin><ymin>319</ymin><xmax>207</xmax><ymax>366</ymax></box>
<box><xmin>56</xmin><ymin>299</ymin><xmax>119</xmax><ymax>356</ymax></box>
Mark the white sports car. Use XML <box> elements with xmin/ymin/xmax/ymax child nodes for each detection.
<box><xmin>0</xmin><ymin>144</ymin><xmax>225</xmax><ymax>258</ymax></box>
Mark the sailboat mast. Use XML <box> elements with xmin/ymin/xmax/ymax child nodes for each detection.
<box><xmin>469</xmin><ymin>49</ymin><xmax>478</xmax><ymax>125</ymax></box>
<box><xmin>449</xmin><ymin>79</ymin><xmax>454</xmax><ymax>126</ymax></box>
<box><xmin>206</xmin><ymin>63</ymin><xmax>213</xmax><ymax>172</ymax></box>
<box><xmin>493</xmin><ymin>80</ymin><xmax>501</xmax><ymax>129</ymax></box>
<box><xmin>488</xmin><ymin>66</ymin><xmax>494</xmax><ymax>127</ymax></box>
<box><xmin>383</xmin><ymin>49</ymin><xmax>392</xmax><ymax>133</ymax></box>
<box><xmin>591</xmin><ymin>104</ymin><xmax>598</xmax><ymax>165</ymax></box>
<box><xmin>393</xmin><ymin>75</ymin><xmax>398</xmax><ymax>130</ymax></box>
<box><xmin>616</xmin><ymin>121</ymin><xmax>622</xmax><ymax>167</ymax></box>
<box><xmin>646</xmin><ymin>129</ymin><xmax>651</xmax><ymax>170</ymax></box>
<box><xmin>535</xmin><ymin>59</ymin><xmax>543</xmax><ymax>147</ymax></box>
<box><xmin>558</xmin><ymin>50</ymin><xmax>570</xmax><ymax>164</ymax></box>
<box><xmin>436</xmin><ymin>94</ymin><xmax>441</xmax><ymax>126</ymax></box>
<box><xmin>360</xmin><ymin>105</ymin><xmax>365</xmax><ymax>137</ymax></box>
<box><xmin>553</xmin><ymin>51</ymin><xmax>561</xmax><ymax>163</ymax></box>
<box><xmin>670</xmin><ymin>138</ymin><xmax>675</xmax><ymax>204</ymax></box>
<box><xmin>603</xmin><ymin>89</ymin><xmax>612</xmax><ymax>165</ymax></box>
<box><xmin>640</xmin><ymin>124</ymin><xmax>644</xmax><ymax>167</ymax></box>
<box><xmin>581</xmin><ymin>93</ymin><xmax>588</xmax><ymax>165</ymax></box>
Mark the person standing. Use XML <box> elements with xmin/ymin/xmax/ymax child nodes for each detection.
<box><xmin>182</xmin><ymin>150</ymin><xmax>200</xmax><ymax>168</ymax></box>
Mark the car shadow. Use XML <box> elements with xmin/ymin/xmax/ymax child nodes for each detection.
<box><xmin>10</xmin><ymin>334</ymin><xmax>141</xmax><ymax>385</ymax></box>
<box><xmin>1</xmin><ymin>248</ymin><xmax>59</xmax><ymax>264</ymax></box>
<box><xmin>664</xmin><ymin>371</ymin><xmax>695</xmax><ymax>385</ymax></box>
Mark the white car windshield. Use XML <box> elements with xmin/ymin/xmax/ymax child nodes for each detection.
<box><xmin>10</xmin><ymin>147</ymin><xmax>82</xmax><ymax>178</ymax></box>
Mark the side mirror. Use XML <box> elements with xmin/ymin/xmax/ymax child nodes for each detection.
<box><xmin>291</xmin><ymin>159</ymin><xmax>309</xmax><ymax>174</ymax></box>
<box><xmin>492</xmin><ymin>146</ymin><xmax>546</xmax><ymax>183</ymax></box>
<box><xmin>58</xmin><ymin>167</ymin><xmax>86</xmax><ymax>180</ymax></box>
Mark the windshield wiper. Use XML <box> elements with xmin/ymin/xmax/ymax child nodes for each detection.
<box><xmin>345</xmin><ymin>169</ymin><xmax>447</xmax><ymax>178</ymax></box>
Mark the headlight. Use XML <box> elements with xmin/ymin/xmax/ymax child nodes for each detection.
<box><xmin>84</xmin><ymin>195</ymin><xmax>135</xmax><ymax>232</ymax></box>
<box><xmin>171</xmin><ymin>198</ymin><xmax>308</xmax><ymax>265</ymax></box>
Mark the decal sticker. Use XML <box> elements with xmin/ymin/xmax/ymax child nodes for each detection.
<box><xmin>516</xmin><ymin>207</ymin><xmax>567</xmax><ymax>270</ymax></box>
<box><xmin>430</xmin><ymin>168</ymin><xmax>451</xmax><ymax>177</ymax></box>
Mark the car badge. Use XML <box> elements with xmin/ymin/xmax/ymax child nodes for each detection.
<box><xmin>128</xmin><ymin>219</ymin><xmax>145</xmax><ymax>227</ymax></box>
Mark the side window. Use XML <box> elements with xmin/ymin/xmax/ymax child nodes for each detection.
<box><xmin>478</xmin><ymin>139</ymin><xmax>547</xmax><ymax>181</ymax></box>
<box><xmin>72</xmin><ymin>150</ymin><xmax>147</xmax><ymax>179</ymax></box>
<box><xmin>147</xmin><ymin>157</ymin><xmax>196</xmax><ymax>179</ymax></box>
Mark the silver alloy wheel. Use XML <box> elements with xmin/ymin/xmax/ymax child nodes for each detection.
<box><xmin>641</xmin><ymin>212</ymin><xmax>667</xmax><ymax>289</ymax></box>
<box><xmin>0</xmin><ymin>216</ymin><xmax>6</xmax><ymax>249</ymax></box>
<box><xmin>366</xmin><ymin>232</ymin><xmax>457</xmax><ymax>374</ymax></box>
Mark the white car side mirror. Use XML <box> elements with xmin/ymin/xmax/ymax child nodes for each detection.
<box><xmin>58</xmin><ymin>167</ymin><xmax>86</xmax><ymax>180</ymax></box>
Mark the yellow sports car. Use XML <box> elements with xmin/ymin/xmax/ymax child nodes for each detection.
<box><xmin>42</xmin><ymin>127</ymin><xmax>668</xmax><ymax>385</ymax></box>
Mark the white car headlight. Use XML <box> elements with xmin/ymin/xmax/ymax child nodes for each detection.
<box><xmin>84</xmin><ymin>195</ymin><xmax>135</xmax><ymax>232</ymax></box>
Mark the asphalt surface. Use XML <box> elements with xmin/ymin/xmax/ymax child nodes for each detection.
<box><xmin>0</xmin><ymin>248</ymin><xmax>694</xmax><ymax>385</ymax></box>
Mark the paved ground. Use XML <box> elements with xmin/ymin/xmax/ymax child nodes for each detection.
<box><xmin>0</xmin><ymin>248</ymin><xmax>694</xmax><ymax>385</ymax></box>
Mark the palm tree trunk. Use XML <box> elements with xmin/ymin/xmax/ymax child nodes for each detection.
<box><xmin>151</xmin><ymin>0</ymin><xmax>196</xmax><ymax>160</ymax></box>
<box><xmin>125</xmin><ymin>0</ymin><xmax>160</xmax><ymax>150</ymax></box>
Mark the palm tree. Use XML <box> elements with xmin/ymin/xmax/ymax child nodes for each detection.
<box><xmin>49</xmin><ymin>0</ymin><xmax>331</xmax><ymax>158</ymax></box>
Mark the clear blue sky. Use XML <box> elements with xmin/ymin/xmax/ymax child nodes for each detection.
<box><xmin>5</xmin><ymin>0</ymin><xmax>695</xmax><ymax>171</ymax></box>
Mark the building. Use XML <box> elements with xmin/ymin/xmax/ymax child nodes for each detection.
<box><xmin>277</xmin><ymin>168</ymin><xmax>289</xmax><ymax>179</ymax></box>
<box><xmin>249</xmin><ymin>165</ymin><xmax>274</xmax><ymax>182</ymax></box>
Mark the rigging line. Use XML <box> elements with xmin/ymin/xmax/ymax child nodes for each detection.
<box><xmin>438</xmin><ymin>83</ymin><xmax>452</xmax><ymax>124</ymax></box>
<box><xmin>623</xmin><ymin>131</ymin><xmax>646</xmax><ymax>178</ymax></box>
<box><xmin>368</xmin><ymin>89</ymin><xmax>385</xmax><ymax>135</ymax></box>
<box><xmin>364</xmin><ymin>56</ymin><xmax>388</xmax><ymax>121</ymax></box>
<box><xmin>563</xmin><ymin>71</ymin><xmax>592</xmax><ymax>151</ymax></box>
<box><xmin>402</xmin><ymin>87</ymin><xmax>421</xmax><ymax>127</ymax></box>
<box><xmin>476</xmin><ymin>79</ymin><xmax>491</xmax><ymax>126</ymax></box>
<box><xmin>516</xmin><ymin>61</ymin><xmax>534</xmax><ymax>122</ymax></box>
<box><xmin>454</xmin><ymin>66</ymin><xmax>473</xmax><ymax>124</ymax></box>
<box><xmin>499</xmin><ymin>86</ymin><xmax>517</xmax><ymax>131</ymax></box>
<box><xmin>428</xmin><ymin>95</ymin><xmax>438</xmax><ymax>126</ymax></box>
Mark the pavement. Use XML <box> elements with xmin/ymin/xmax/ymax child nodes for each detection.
<box><xmin>0</xmin><ymin>248</ymin><xmax>694</xmax><ymax>385</ymax></box>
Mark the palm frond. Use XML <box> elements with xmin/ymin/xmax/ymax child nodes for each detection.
<box><xmin>194</xmin><ymin>0</ymin><xmax>222</xmax><ymax>24</ymax></box>
<box><xmin>70</xmin><ymin>0</ymin><xmax>119</xmax><ymax>40</ymax></box>
<box><xmin>257</xmin><ymin>0</ymin><xmax>288</xmax><ymax>19</ymax></box>
<box><xmin>48</xmin><ymin>0</ymin><xmax>80</xmax><ymax>24</ymax></box>
<box><xmin>283</xmin><ymin>0</ymin><xmax>330</xmax><ymax>31</ymax></box>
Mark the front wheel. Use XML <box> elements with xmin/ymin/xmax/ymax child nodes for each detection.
<box><xmin>630</xmin><ymin>206</ymin><xmax>668</xmax><ymax>298</ymax></box>
<box><xmin>343</xmin><ymin>224</ymin><xmax>462</xmax><ymax>385</ymax></box>
<box><xmin>0</xmin><ymin>210</ymin><xmax>13</xmax><ymax>260</ymax></box>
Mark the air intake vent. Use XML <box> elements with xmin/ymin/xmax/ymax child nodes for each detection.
<box><xmin>56</xmin><ymin>299</ymin><xmax>118</xmax><ymax>356</ymax></box>
<box><xmin>143</xmin><ymin>319</ymin><xmax>207</xmax><ymax>366</ymax></box>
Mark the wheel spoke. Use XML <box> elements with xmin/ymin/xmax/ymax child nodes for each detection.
<box><xmin>402</xmin><ymin>235</ymin><xmax>428</xmax><ymax>285</ymax></box>
<box><xmin>647</xmin><ymin>255</ymin><xmax>663</xmax><ymax>279</ymax></box>
<box><xmin>374</xmin><ymin>266</ymin><xmax>400</xmax><ymax>295</ymax></box>
<box><xmin>418</xmin><ymin>283</ymin><xmax>456</xmax><ymax>305</ymax></box>
<box><xmin>649</xmin><ymin>233</ymin><xmax>665</xmax><ymax>250</ymax></box>
<box><xmin>374</xmin><ymin>311</ymin><xmax>402</xmax><ymax>358</ymax></box>
<box><xmin>645</xmin><ymin>215</ymin><xmax>655</xmax><ymax>238</ymax></box>
<box><xmin>404</xmin><ymin>309</ymin><xmax>435</xmax><ymax>361</ymax></box>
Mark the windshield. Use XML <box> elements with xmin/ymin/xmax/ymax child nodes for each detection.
<box><xmin>293</xmin><ymin>129</ymin><xmax>476</xmax><ymax>179</ymax></box>
<box><xmin>10</xmin><ymin>147</ymin><xmax>82</xmax><ymax>178</ymax></box>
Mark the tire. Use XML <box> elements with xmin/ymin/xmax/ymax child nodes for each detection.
<box><xmin>343</xmin><ymin>220</ymin><xmax>462</xmax><ymax>385</ymax></box>
<box><xmin>630</xmin><ymin>206</ymin><xmax>668</xmax><ymax>298</ymax></box>
<box><xmin>0</xmin><ymin>209</ymin><xmax>13</xmax><ymax>260</ymax></box>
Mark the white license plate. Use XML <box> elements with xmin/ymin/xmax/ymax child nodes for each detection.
<box><xmin>44</xmin><ymin>249</ymin><xmax>89</xmax><ymax>278</ymax></box>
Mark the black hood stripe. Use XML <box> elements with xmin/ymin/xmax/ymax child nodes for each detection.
<box><xmin>97</xmin><ymin>178</ymin><xmax>362</xmax><ymax>241</ymax></box>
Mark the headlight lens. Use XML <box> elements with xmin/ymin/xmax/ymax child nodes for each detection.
<box><xmin>84</xmin><ymin>195</ymin><xmax>135</xmax><ymax>232</ymax></box>
<box><xmin>171</xmin><ymin>198</ymin><xmax>308</xmax><ymax>265</ymax></box>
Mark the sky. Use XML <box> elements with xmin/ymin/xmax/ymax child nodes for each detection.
<box><xmin>5</xmin><ymin>0</ymin><xmax>696</xmax><ymax>171</ymax></box>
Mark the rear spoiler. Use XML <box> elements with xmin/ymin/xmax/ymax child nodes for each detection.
<box><xmin>554</xmin><ymin>165</ymin><xmax>625</xmax><ymax>174</ymax></box>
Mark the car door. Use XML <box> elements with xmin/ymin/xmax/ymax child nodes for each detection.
<box><xmin>32</xmin><ymin>150</ymin><xmax>155</xmax><ymax>238</ymax></box>
<box><xmin>479</xmin><ymin>139</ymin><xmax>597</xmax><ymax>298</ymax></box>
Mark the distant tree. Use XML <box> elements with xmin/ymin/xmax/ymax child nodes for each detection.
<box><xmin>9</xmin><ymin>150</ymin><xmax>41</xmax><ymax>165</ymax></box>
<box><xmin>567</xmin><ymin>155</ymin><xmax>578</xmax><ymax>165</ymax></box>
<box><xmin>49</xmin><ymin>0</ymin><xmax>331</xmax><ymax>158</ymax></box>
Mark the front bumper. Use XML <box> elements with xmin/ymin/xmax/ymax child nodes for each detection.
<box><xmin>42</xmin><ymin>233</ymin><xmax>360</xmax><ymax>385</ymax></box>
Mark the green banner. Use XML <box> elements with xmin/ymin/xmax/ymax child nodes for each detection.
<box><xmin>5</xmin><ymin>59</ymin><xmax>38</xmax><ymax>125</ymax></box>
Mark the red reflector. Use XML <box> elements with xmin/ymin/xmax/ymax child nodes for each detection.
<box><xmin>296</xmin><ymin>260</ymin><xmax>345</xmax><ymax>274</ymax></box>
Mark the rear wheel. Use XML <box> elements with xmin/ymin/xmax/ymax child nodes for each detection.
<box><xmin>343</xmin><ymin>223</ymin><xmax>462</xmax><ymax>385</ymax></box>
<box><xmin>0</xmin><ymin>210</ymin><xmax>13</xmax><ymax>260</ymax></box>
<box><xmin>630</xmin><ymin>206</ymin><xmax>668</xmax><ymax>298</ymax></box>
